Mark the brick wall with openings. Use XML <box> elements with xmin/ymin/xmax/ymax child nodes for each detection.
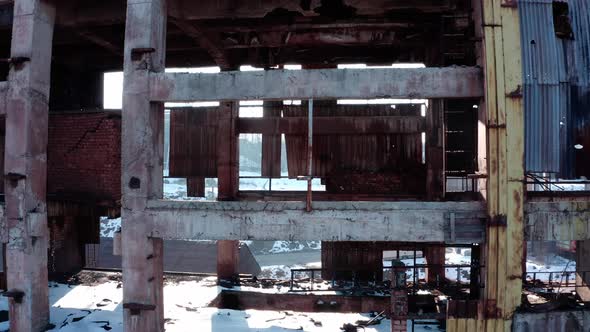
<box><xmin>47</xmin><ymin>111</ymin><xmax>121</xmax><ymax>202</ymax></box>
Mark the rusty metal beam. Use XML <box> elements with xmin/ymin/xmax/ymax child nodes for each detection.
<box><xmin>0</xmin><ymin>81</ymin><xmax>6</xmax><ymax>115</ymax></box>
<box><xmin>452</xmin><ymin>0</ymin><xmax>524</xmax><ymax>330</ymax></box>
<box><xmin>237</xmin><ymin>116</ymin><xmax>426</xmax><ymax>135</ymax></box>
<box><xmin>168</xmin><ymin>17</ymin><xmax>231</xmax><ymax>70</ymax></box>
<box><xmin>146</xmin><ymin>200</ymin><xmax>486</xmax><ymax>243</ymax></box>
<box><xmin>77</xmin><ymin>31</ymin><xmax>121</xmax><ymax>56</ymax></box>
<box><xmin>197</xmin><ymin>20</ymin><xmax>416</xmax><ymax>34</ymax></box>
<box><xmin>149</xmin><ymin>67</ymin><xmax>484</xmax><ymax>102</ymax></box>
<box><xmin>220</xmin><ymin>30</ymin><xmax>398</xmax><ymax>49</ymax></box>
<box><xmin>38</xmin><ymin>0</ymin><xmax>457</xmax><ymax>27</ymax></box>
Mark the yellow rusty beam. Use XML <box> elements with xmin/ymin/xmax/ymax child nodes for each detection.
<box><xmin>500</xmin><ymin>0</ymin><xmax>525</xmax><ymax>316</ymax></box>
<box><xmin>448</xmin><ymin>0</ymin><xmax>524</xmax><ymax>331</ymax></box>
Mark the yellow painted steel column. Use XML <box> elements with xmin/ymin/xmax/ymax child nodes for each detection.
<box><xmin>448</xmin><ymin>0</ymin><xmax>524</xmax><ymax>331</ymax></box>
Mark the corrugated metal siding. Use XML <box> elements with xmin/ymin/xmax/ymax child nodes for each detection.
<box><xmin>519</xmin><ymin>0</ymin><xmax>590</xmax><ymax>177</ymax></box>
<box><xmin>568</xmin><ymin>0</ymin><xmax>590</xmax><ymax>177</ymax></box>
<box><xmin>321</xmin><ymin>241</ymin><xmax>384</xmax><ymax>281</ymax></box>
<box><xmin>280</xmin><ymin>101</ymin><xmax>423</xmax><ymax>178</ymax></box>
<box><xmin>169</xmin><ymin>108</ymin><xmax>218</xmax><ymax>177</ymax></box>
<box><xmin>519</xmin><ymin>0</ymin><xmax>564</xmax><ymax>173</ymax></box>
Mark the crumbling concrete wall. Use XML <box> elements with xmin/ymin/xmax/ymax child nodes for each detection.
<box><xmin>512</xmin><ymin>310</ymin><xmax>590</xmax><ymax>332</ymax></box>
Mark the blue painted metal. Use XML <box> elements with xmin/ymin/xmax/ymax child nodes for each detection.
<box><xmin>519</xmin><ymin>0</ymin><xmax>590</xmax><ymax>178</ymax></box>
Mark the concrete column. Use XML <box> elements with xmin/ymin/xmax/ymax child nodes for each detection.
<box><xmin>391</xmin><ymin>289</ymin><xmax>408</xmax><ymax>332</ymax></box>
<box><xmin>3</xmin><ymin>1</ymin><xmax>55</xmax><ymax>331</ymax></box>
<box><xmin>217</xmin><ymin>240</ymin><xmax>239</xmax><ymax>282</ymax></box>
<box><xmin>576</xmin><ymin>240</ymin><xmax>590</xmax><ymax>302</ymax></box>
<box><xmin>121</xmin><ymin>0</ymin><xmax>166</xmax><ymax>331</ymax></box>
<box><xmin>424</xmin><ymin>246</ymin><xmax>445</xmax><ymax>284</ymax></box>
<box><xmin>216</xmin><ymin>101</ymin><xmax>239</xmax><ymax>281</ymax></box>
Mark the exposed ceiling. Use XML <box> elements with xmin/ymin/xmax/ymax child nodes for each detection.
<box><xmin>0</xmin><ymin>0</ymin><xmax>476</xmax><ymax>76</ymax></box>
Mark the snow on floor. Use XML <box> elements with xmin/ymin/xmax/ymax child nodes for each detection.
<box><xmin>0</xmin><ymin>273</ymin><xmax>441</xmax><ymax>332</ymax></box>
<box><xmin>100</xmin><ymin>217</ymin><xmax>121</xmax><ymax>238</ymax></box>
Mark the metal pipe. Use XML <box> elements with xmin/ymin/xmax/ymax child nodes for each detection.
<box><xmin>306</xmin><ymin>99</ymin><xmax>313</xmax><ymax>212</ymax></box>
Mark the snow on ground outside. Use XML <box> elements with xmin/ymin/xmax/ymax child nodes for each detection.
<box><xmin>0</xmin><ymin>274</ymin><xmax>440</xmax><ymax>332</ymax></box>
<box><xmin>525</xmin><ymin>254</ymin><xmax>576</xmax><ymax>282</ymax></box>
<box><xmin>267</xmin><ymin>241</ymin><xmax>321</xmax><ymax>254</ymax></box>
<box><xmin>260</xmin><ymin>262</ymin><xmax>321</xmax><ymax>280</ymax></box>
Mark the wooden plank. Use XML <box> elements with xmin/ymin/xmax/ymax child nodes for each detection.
<box><xmin>147</xmin><ymin>200</ymin><xmax>485</xmax><ymax>242</ymax></box>
<box><xmin>149</xmin><ymin>67</ymin><xmax>485</xmax><ymax>102</ymax></box>
<box><xmin>237</xmin><ymin>116</ymin><xmax>426</xmax><ymax>135</ymax></box>
<box><xmin>0</xmin><ymin>81</ymin><xmax>6</xmax><ymax>115</ymax></box>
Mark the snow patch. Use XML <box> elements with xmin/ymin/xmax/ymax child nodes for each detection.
<box><xmin>0</xmin><ymin>274</ymin><xmax>442</xmax><ymax>332</ymax></box>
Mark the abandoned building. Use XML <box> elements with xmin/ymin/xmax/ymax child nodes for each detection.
<box><xmin>0</xmin><ymin>0</ymin><xmax>589</xmax><ymax>331</ymax></box>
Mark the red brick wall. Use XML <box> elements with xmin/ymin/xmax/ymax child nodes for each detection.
<box><xmin>47</xmin><ymin>111</ymin><xmax>121</xmax><ymax>201</ymax></box>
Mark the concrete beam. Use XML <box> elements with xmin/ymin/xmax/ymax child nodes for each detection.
<box><xmin>237</xmin><ymin>116</ymin><xmax>426</xmax><ymax>135</ymax></box>
<box><xmin>146</xmin><ymin>201</ymin><xmax>486</xmax><ymax>243</ymax></box>
<box><xmin>525</xmin><ymin>201</ymin><xmax>590</xmax><ymax>241</ymax></box>
<box><xmin>149</xmin><ymin>67</ymin><xmax>484</xmax><ymax>102</ymax></box>
<box><xmin>0</xmin><ymin>81</ymin><xmax>6</xmax><ymax>115</ymax></box>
